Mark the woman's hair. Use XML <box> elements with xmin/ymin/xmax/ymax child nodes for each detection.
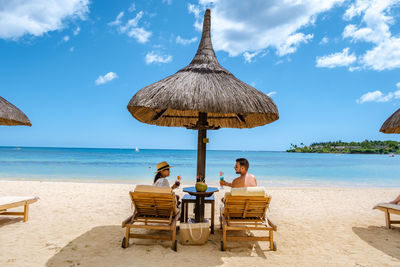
<box><xmin>154</xmin><ymin>172</ymin><xmax>163</xmax><ymax>184</ymax></box>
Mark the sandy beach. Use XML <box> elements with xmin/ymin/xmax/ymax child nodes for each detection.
<box><xmin>0</xmin><ymin>180</ymin><xmax>400</xmax><ymax>266</ymax></box>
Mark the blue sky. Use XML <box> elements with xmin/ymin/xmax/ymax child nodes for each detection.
<box><xmin>1</xmin><ymin>0</ymin><xmax>400</xmax><ymax>151</ymax></box>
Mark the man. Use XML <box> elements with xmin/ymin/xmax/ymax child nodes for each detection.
<box><xmin>221</xmin><ymin>158</ymin><xmax>257</xmax><ymax>188</ymax></box>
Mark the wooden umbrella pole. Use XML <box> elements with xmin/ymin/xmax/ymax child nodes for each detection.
<box><xmin>196</xmin><ymin>112</ymin><xmax>207</xmax><ymax>182</ymax></box>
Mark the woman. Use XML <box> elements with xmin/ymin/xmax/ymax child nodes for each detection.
<box><xmin>153</xmin><ymin>161</ymin><xmax>179</xmax><ymax>189</ymax></box>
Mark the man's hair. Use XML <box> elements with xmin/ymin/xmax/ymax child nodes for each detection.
<box><xmin>236</xmin><ymin>158</ymin><xmax>249</xmax><ymax>170</ymax></box>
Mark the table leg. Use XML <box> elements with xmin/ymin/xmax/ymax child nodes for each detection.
<box><xmin>180</xmin><ymin>201</ymin><xmax>185</xmax><ymax>223</ymax></box>
<box><xmin>185</xmin><ymin>202</ymin><xmax>188</xmax><ymax>222</ymax></box>
<box><xmin>195</xmin><ymin>196</ymin><xmax>205</xmax><ymax>222</ymax></box>
<box><xmin>211</xmin><ymin>200</ymin><xmax>215</xmax><ymax>234</ymax></box>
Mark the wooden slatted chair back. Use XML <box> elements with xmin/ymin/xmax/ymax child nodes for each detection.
<box><xmin>224</xmin><ymin>195</ymin><xmax>271</xmax><ymax>220</ymax></box>
<box><xmin>130</xmin><ymin>191</ymin><xmax>177</xmax><ymax>218</ymax></box>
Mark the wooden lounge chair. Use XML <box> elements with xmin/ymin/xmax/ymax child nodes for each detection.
<box><xmin>121</xmin><ymin>186</ymin><xmax>180</xmax><ymax>251</ymax></box>
<box><xmin>220</xmin><ymin>187</ymin><xmax>277</xmax><ymax>251</ymax></box>
<box><xmin>0</xmin><ymin>196</ymin><xmax>39</xmax><ymax>222</ymax></box>
<box><xmin>374</xmin><ymin>203</ymin><xmax>400</xmax><ymax>229</ymax></box>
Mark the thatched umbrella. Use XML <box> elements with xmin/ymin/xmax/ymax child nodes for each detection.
<box><xmin>380</xmin><ymin>108</ymin><xmax>400</xmax><ymax>134</ymax></box>
<box><xmin>0</xmin><ymin>96</ymin><xmax>31</xmax><ymax>126</ymax></box>
<box><xmin>127</xmin><ymin>9</ymin><xmax>279</xmax><ymax>182</ymax></box>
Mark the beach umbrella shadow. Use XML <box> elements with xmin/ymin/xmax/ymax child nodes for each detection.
<box><xmin>352</xmin><ymin>226</ymin><xmax>400</xmax><ymax>260</ymax></box>
<box><xmin>46</xmin><ymin>225</ymin><xmax>273</xmax><ymax>266</ymax></box>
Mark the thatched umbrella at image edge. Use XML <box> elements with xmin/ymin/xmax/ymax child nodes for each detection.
<box><xmin>127</xmin><ymin>9</ymin><xmax>279</xmax><ymax>181</ymax></box>
<box><xmin>0</xmin><ymin>96</ymin><xmax>31</xmax><ymax>126</ymax></box>
<box><xmin>380</xmin><ymin>108</ymin><xmax>400</xmax><ymax>134</ymax></box>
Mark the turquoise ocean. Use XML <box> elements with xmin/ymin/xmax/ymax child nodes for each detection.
<box><xmin>0</xmin><ymin>146</ymin><xmax>399</xmax><ymax>187</ymax></box>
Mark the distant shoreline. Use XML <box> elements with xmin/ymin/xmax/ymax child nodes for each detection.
<box><xmin>287</xmin><ymin>151</ymin><xmax>399</xmax><ymax>155</ymax></box>
<box><xmin>287</xmin><ymin>140</ymin><xmax>400</xmax><ymax>155</ymax></box>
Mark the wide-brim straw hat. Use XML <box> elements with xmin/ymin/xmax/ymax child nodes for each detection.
<box><xmin>154</xmin><ymin>161</ymin><xmax>174</xmax><ymax>173</ymax></box>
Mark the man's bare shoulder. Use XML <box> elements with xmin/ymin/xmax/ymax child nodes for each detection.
<box><xmin>246</xmin><ymin>173</ymin><xmax>257</xmax><ymax>186</ymax></box>
<box><xmin>246</xmin><ymin>173</ymin><xmax>257</xmax><ymax>181</ymax></box>
<box><xmin>231</xmin><ymin>176</ymin><xmax>243</xmax><ymax>187</ymax></box>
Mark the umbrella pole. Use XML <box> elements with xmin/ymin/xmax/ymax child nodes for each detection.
<box><xmin>196</xmin><ymin>112</ymin><xmax>207</xmax><ymax>182</ymax></box>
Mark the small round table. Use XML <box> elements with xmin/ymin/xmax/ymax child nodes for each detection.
<box><xmin>183</xmin><ymin>187</ymin><xmax>219</xmax><ymax>223</ymax></box>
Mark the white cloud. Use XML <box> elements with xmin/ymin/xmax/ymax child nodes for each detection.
<box><xmin>128</xmin><ymin>3</ymin><xmax>136</xmax><ymax>12</ymax></box>
<box><xmin>277</xmin><ymin>33</ymin><xmax>313</xmax><ymax>56</ymax></box>
<box><xmin>176</xmin><ymin>36</ymin><xmax>198</xmax><ymax>45</ymax></box>
<box><xmin>349</xmin><ymin>66</ymin><xmax>361</xmax><ymax>72</ymax></box>
<box><xmin>357</xmin><ymin>84</ymin><xmax>400</xmax><ymax>104</ymax></box>
<box><xmin>189</xmin><ymin>0</ymin><xmax>345</xmax><ymax>58</ymax></box>
<box><xmin>342</xmin><ymin>1</ymin><xmax>392</xmax><ymax>44</ymax></box>
<box><xmin>319</xmin><ymin>37</ymin><xmax>329</xmax><ymax>44</ymax></box>
<box><xmin>357</xmin><ymin>90</ymin><xmax>386</xmax><ymax>103</ymax></box>
<box><xmin>108</xmin><ymin>12</ymin><xmax>124</xmax><ymax>26</ymax></box>
<box><xmin>340</xmin><ymin>0</ymin><xmax>400</xmax><ymax>71</ymax></box>
<box><xmin>69</xmin><ymin>47</ymin><xmax>75</xmax><ymax>52</ymax></box>
<box><xmin>188</xmin><ymin>4</ymin><xmax>202</xmax><ymax>19</ymax></box>
<box><xmin>361</xmin><ymin>37</ymin><xmax>400</xmax><ymax>71</ymax></box>
<box><xmin>267</xmin><ymin>91</ymin><xmax>277</xmax><ymax>97</ymax></box>
<box><xmin>73</xmin><ymin>26</ymin><xmax>80</xmax><ymax>35</ymax></box>
<box><xmin>127</xmin><ymin>27</ymin><xmax>152</xmax><ymax>43</ymax></box>
<box><xmin>316</xmin><ymin>48</ymin><xmax>356</xmax><ymax>68</ymax></box>
<box><xmin>95</xmin><ymin>72</ymin><xmax>118</xmax><ymax>85</ymax></box>
<box><xmin>0</xmin><ymin>0</ymin><xmax>89</xmax><ymax>40</ymax></box>
<box><xmin>395</xmin><ymin>90</ymin><xmax>400</xmax><ymax>99</ymax></box>
<box><xmin>109</xmin><ymin>10</ymin><xmax>152</xmax><ymax>43</ymax></box>
<box><xmin>63</xmin><ymin>35</ymin><xmax>70</xmax><ymax>42</ymax></box>
<box><xmin>243</xmin><ymin>51</ymin><xmax>259</xmax><ymax>63</ymax></box>
<box><xmin>145</xmin><ymin>51</ymin><xmax>172</xmax><ymax>64</ymax></box>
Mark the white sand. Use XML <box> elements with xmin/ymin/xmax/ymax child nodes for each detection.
<box><xmin>0</xmin><ymin>180</ymin><xmax>400</xmax><ymax>266</ymax></box>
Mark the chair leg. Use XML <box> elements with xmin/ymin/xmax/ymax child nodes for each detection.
<box><xmin>125</xmin><ymin>227</ymin><xmax>130</xmax><ymax>248</ymax></box>
<box><xmin>385</xmin><ymin>210</ymin><xmax>391</xmax><ymax>229</ymax></box>
<box><xmin>269</xmin><ymin>230</ymin><xmax>274</xmax><ymax>250</ymax></box>
<box><xmin>23</xmin><ymin>204</ymin><xmax>29</xmax><ymax>222</ymax></box>
<box><xmin>211</xmin><ymin>200</ymin><xmax>215</xmax><ymax>234</ymax></box>
<box><xmin>222</xmin><ymin>222</ymin><xmax>226</xmax><ymax>251</ymax></box>
<box><xmin>171</xmin><ymin>221</ymin><xmax>177</xmax><ymax>251</ymax></box>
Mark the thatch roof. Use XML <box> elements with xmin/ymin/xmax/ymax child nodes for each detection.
<box><xmin>0</xmin><ymin>96</ymin><xmax>31</xmax><ymax>126</ymax></box>
<box><xmin>380</xmin><ymin>108</ymin><xmax>400</xmax><ymax>134</ymax></box>
<box><xmin>127</xmin><ymin>9</ymin><xmax>279</xmax><ymax>129</ymax></box>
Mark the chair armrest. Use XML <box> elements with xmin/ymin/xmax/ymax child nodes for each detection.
<box><xmin>122</xmin><ymin>215</ymin><xmax>133</xmax><ymax>228</ymax></box>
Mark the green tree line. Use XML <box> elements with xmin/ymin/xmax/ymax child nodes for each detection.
<box><xmin>287</xmin><ymin>140</ymin><xmax>400</xmax><ymax>154</ymax></box>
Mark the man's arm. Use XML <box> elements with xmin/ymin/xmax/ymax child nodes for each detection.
<box><xmin>222</xmin><ymin>180</ymin><xmax>233</xmax><ymax>187</ymax></box>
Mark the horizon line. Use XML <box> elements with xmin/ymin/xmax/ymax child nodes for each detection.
<box><xmin>0</xmin><ymin>145</ymin><xmax>286</xmax><ymax>152</ymax></box>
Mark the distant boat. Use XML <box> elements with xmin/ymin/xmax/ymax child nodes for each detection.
<box><xmin>135</xmin><ymin>147</ymin><xmax>140</xmax><ymax>152</ymax></box>
<box><xmin>389</xmin><ymin>153</ymin><xmax>395</xmax><ymax>157</ymax></box>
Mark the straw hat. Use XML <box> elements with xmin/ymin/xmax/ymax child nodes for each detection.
<box><xmin>155</xmin><ymin>161</ymin><xmax>173</xmax><ymax>173</ymax></box>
